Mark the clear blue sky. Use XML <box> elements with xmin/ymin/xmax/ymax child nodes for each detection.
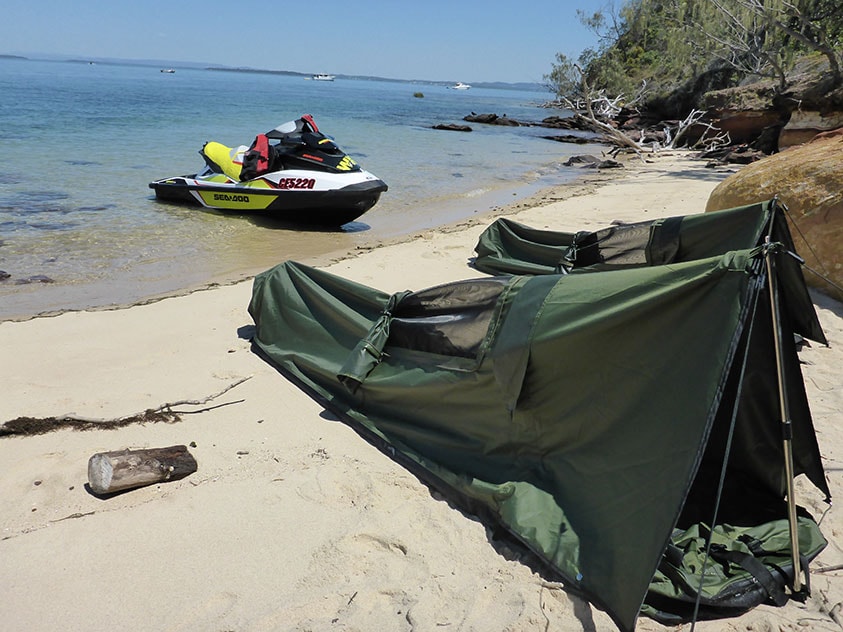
<box><xmin>1</xmin><ymin>0</ymin><xmax>608</xmax><ymax>83</ymax></box>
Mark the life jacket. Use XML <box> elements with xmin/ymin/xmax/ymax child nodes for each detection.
<box><xmin>240</xmin><ymin>133</ymin><xmax>274</xmax><ymax>181</ymax></box>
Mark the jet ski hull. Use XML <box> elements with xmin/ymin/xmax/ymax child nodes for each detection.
<box><xmin>149</xmin><ymin>171</ymin><xmax>388</xmax><ymax>226</ymax></box>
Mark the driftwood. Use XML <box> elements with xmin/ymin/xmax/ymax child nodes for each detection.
<box><xmin>559</xmin><ymin>65</ymin><xmax>647</xmax><ymax>158</ymax></box>
<box><xmin>0</xmin><ymin>376</ymin><xmax>251</xmax><ymax>437</ymax></box>
<box><xmin>87</xmin><ymin>445</ymin><xmax>197</xmax><ymax>495</ymax></box>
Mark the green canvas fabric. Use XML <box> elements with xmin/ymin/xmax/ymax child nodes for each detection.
<box><xmin>249</xmin><ymin>246</ymin><xmax>828</xmax><ymax>632</ymax></box>
<box><xmin>472</xmin><ymin>200</ymin><xmax>826</xmax><ymax>346</ymax></box>
<box><xmin>473</xmin><ymin>202</ymin><xmax>771</xmax><ymax>275</ymax></box>
<box><xmin>644</xmin><ymin>516</ymin><xmax>827</xmax><ymax>624</ymax></box>
<box><xmin>473</xmin><ymin>201</ymin><xmax>774</xmax><ymax>275</ymax></box>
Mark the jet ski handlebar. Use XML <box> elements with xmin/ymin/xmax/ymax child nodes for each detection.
<box><xmin>265</xmin><ymin>114</ymin><xmax>321</xmax><ymax>140</ymax></box>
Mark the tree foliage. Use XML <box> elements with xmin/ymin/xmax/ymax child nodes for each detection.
<box><xmin>546</xmin><ymin>0</ymin><xmax>843</xmax><ymax>108</ymax></box>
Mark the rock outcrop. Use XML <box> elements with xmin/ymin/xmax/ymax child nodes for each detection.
<box><xmin>680</xmin><ymin>58</ymin><xmax>843</xmax><ymax>153</ymax></box>
<box><xmin>779</xmin><ymin>110</ymin><xmax>843</xmax><ymax>149</ymax></box>
<box><xmin>463</xmin><ymin>113</ymin><xmax>521</xmax><ymax>126</ymax></box>
<box><xmin>705</xmin><ymin>129</ymin><xmax>843</xmax><ymax>299</ymax></box>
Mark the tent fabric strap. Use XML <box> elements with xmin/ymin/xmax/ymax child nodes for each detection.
<box><xmin>708</xmin><ymin>546</ymin><xmax>788</xmax><ymax>607</ymax></box>
<box><xmin>558</xmin><ymin>230</ymin><xmax>599</xmax><ymax>271</ymax></box>
<box><xmin>337</xmin><ymin>290</ymin><xmax>413</xmax><ymax>392</ymax></box>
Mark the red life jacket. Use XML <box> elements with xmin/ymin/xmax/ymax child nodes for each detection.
<box><xmin>240</xmin><ymin>133</ymin><xmax>273</xmax><ymax>180</ymax></box>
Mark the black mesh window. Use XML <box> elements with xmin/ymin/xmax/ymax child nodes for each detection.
<box><xmin>570</xmin><ymin>216</ymin><xmax>684</xmax><ymax>268</ymax></box>
<box><xmin>388</xmin><ymin>277</ymin><xmax>510</xmax><ymax>358</ymax></box>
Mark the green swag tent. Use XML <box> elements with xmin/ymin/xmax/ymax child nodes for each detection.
<box><xmin>249</xmin><ymin>200</ymin><xmax>829</xmax><ymax>631</ymax></box>
<box><xmin>474</xmin><ymin>199</ymin><xmax>800</xmax><ymax>277</ymax></box>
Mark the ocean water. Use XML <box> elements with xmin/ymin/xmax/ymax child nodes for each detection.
<box><xmin>0</xmin><ymin>58</ymin><xmax>599</xmax><ymax>320</ymax></box>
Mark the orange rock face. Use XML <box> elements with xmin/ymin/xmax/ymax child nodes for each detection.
<box><xmin>706</xmin><ymin>129</ymin><xmax>843</xmax><ymax>300</ymax></box>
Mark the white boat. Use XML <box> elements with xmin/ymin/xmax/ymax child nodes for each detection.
<box><xmin>160</xmin><ymin>68</ymin><xmax>176</xmax><ymax>73</ymax></box>
<box><xmin>312</xmin><ymin>73</ymin><xmax>336</xmax><ymax>81</ymax></box>
<box><xmin>449</xmin><ymin>82</ymin><xmax>471</xmax><ymax>90</ymax></box>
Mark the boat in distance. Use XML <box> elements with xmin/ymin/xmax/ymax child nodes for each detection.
<box><xmin>311</xmin><ymin>73</ymin><xmax>336</xmax><ymax>81</ymax></box>
<box><xmin>448</xmin><ymin>82</ymin><xmax>471</xmax><ymax>90</ymax></box>
<box><xmin>149</xmin><ymin>115</ymin><xmax>388</xmax><ymax>227</ymax></box>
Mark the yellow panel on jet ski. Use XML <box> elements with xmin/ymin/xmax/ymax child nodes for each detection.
<box><xmin>194</xmin><ymin>189</ymin><xmax>276</xmax><ymax>210</ymax></box>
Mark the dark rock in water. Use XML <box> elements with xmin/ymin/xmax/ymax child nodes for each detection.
<box><xmin>14</xmin><ymin>275</ymin><xmax>55</xmax><ymax>285</ymax></box>
<box><xmin>433</xmin><ymin>123</ymin><xmax>472</xmax><ymax>132</ymax></box>
<box><xmin>463</xmin><ymin>113</ymin><xmax>522</xmax><ymax>126</ymax></box>
<box><xmin>463</xmin><ymin>112</ymin><xmax>595</xmax><ymax>131</ymax></box>
<box><xmin>543</xmin><ymin>134</ymin><xmax>591</xmax><ymax>144</ymax></box>
<box><xmin>464</xmin><ymin>113</ymin><xmax>500</xmax><ymax>124</ymax></box>
<box><xmin>0</xmin><ymin>270</ymin><xmax>10</xmax><ymax>281</ymax></box>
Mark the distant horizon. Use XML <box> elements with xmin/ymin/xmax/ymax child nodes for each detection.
<box><xmin>1</xmin><ymin>52</ymin><xmax>552</xmax><ymax>90</ymax></box>
<box><xmin>0</xmin><ymin>1</ymin><xmax>604</xmax><ymax>84</ymax></box>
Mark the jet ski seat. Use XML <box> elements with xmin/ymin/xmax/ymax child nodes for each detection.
<box><xmin>200</xmin><ymin>141</ymin><xmax>248</xmax><ymax>181</ymax></box>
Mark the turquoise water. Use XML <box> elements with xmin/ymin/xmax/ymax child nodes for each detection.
<box><xmin>0</xmin><ymin>58</ymin><xmax>598</xmax><ymax>320</ymax></box>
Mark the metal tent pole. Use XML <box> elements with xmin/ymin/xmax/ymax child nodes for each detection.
<box><xmin>763</xmin><ymin>236</ymin><xmax>804</xmax><ymax>593</ymax></box>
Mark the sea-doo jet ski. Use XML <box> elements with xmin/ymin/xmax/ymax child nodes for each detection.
<box><xmin>149</xmin><ymin>114</ymin><xmax>387</xmax><ymax>226</ymax></box>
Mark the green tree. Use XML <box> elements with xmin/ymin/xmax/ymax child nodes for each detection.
<box><xmin>544</xmin><ymin>52</ymin><xmax>580</xmax><ymax>98</ymax></box>
<box><xmin>548</xmin><ymin>0</ymin><xmax>843</xmax><ymax>108</ymax></box>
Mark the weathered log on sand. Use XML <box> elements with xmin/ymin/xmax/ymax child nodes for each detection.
<box><xmin>87</xmin><ymin>445</ymin><xmax>197</xmax><ymax>495</ymax></box>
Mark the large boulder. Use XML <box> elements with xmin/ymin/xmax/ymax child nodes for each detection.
<box><xmin>706</xmin><ymin>129</ymin><xmax>843</xmax><ymax>300</ymax></box>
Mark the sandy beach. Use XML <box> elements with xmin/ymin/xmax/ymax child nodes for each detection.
<box><xmin>1</xmin><ymin>151</ymin><xmax>841</xmax><ymax>631</ymax></box>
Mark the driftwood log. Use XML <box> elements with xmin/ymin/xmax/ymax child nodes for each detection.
<box><xmin>87</xmin><ymin>445</ymin><xmax>197</xmax><ymax>495</ymax></box>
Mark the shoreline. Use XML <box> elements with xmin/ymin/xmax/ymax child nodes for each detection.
<box><xmin>0</xmin><ymin>59</ymin><xmax>585</xmax><ymax>324</ymax></box>
<box><xmin>2</xmin><ymin>149</ymin><xmax>841</xmax><ymax>631</ymax></box>
<box><xmin>0</xmin><ymin>150</ymin><xmax>613</xmax><ymax>324</ymax></box>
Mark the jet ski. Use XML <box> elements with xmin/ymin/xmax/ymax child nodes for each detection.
<box><xmin>149</xmin><ymin>114</ymin><xmax>388</xmax><ymax>226</ymax></box>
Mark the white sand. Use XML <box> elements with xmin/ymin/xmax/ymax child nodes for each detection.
<box><xmin>1</xmin><ymin>151</ymin><xmax>841</xmax><ymax>631</ymax></box>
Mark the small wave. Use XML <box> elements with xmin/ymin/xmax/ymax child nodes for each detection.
<box><xmin>10</xmin><ymin>190</ymin><xmax>70</xmax><ymax>206</ymax></box>
<box><xmin>464</xmin><ymin>188</ymin><xmax>489</xmax><ymax>198</ymax></box>
<box><xmin>64</xmin><ymin>159</ymin><xmax>101</xmax><ymax>166</ymax></box>
<box><xmin>76</xmin><ymin>204</ymin><xmax>115</xmax><ymax>212</ymax></box>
